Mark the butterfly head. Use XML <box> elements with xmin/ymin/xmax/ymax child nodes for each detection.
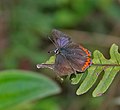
<box><xmin>54</xmin><ymin>48</ymin><xmax>60</xmax><ymax>54</ymax></box>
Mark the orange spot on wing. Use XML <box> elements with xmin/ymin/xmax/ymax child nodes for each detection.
<box><xmin>79</xmin><ymin>45</ymin><xmax>91</xmax><ymax>57</ymax></box>
<box><xmin>82</xmin><ymin>57</ymin><xmax>92</xmax><ymax>71</ymax></box>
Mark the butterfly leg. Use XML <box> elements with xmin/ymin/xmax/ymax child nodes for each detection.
<box><xmin>56</xmin><ymin>74</ymin><xmax>64</xmax><ymax>82</ymax></box>
<box><xmin>36</xmin><ymin>64</ymin><xmax>54</xmax><ymax>69</ymax></box>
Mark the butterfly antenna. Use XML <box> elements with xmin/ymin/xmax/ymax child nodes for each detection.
<box><xmin>48</xmin><ymin>36</ymin><xmax>57</xmax><ymax>48</ymax></box>
<box><xmin>48</xmin><ymin>50</ymin><xmax>54</xmax><ymax>53</ymax></box>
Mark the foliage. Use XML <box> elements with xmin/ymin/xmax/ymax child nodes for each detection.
<box><xmin>32</xmin><ymin>97</ymin><xmax>61</xmax><ymax>110</ymax></box>
<box><xmin>7</xmin><ymin>97</ymin><xmax>61</xmax><ymax>110</ymax></box>
<box><xmin>0</xmin><ymin>70</ymin><xmax>61</xmax><ymax>109</ymax></box>
<box><xmin>43</xmin><ymin>44</ymin><xmax>120</xmax><ymax>97</ymax></box>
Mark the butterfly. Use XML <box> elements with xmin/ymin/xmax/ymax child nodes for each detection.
<box><xmin>37</xmin><ymin>29</ymin><xmax>92</xmax><ymax>76</ymax></box>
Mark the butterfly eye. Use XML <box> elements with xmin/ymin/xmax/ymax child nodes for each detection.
<box><xmin>54</xmin><ymin>48</ymin><xmax>60</xmax><ymax>54</ymax></box>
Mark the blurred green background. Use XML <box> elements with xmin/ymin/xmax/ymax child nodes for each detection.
<box><xmin>0</xmin><ymin>0</ymin><xmax>120</xmax><ymax>110</ymax></box>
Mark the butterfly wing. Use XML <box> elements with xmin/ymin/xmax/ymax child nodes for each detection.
<box><xmin>54</xmin><ymin>54</ymin><xmax>74</xmax><ymax>76</ymax></box>
<box><xmin>52</xmin><ymin>29</ymin><xmax>72</xmax><ymax>47</ymax></box>
<box><xmin>63</xmin><ymin>43</ymin><xmax>92</xmax><ymax>72</ymax></box>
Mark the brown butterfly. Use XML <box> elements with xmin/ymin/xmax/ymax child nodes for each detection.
<box><xmin>37</xmin><ymin>29</ymin><xmax>92</xmax><ymax>76</ymax></box>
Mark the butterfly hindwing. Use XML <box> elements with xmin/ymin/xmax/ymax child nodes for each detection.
<box><xmin>54</xmin><ymin>54</ymin><xmax>74</xmax><ymax>76</ymax></box>
<box><xmin>63</xmin><ymin>43</ymin><xmax>92</xmax><ymax>72</ymax></box>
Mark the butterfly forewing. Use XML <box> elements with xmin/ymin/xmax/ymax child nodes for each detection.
<box><xmin>52</xmin><ymin>29</ymin><xmax>72</xmax><ymax>47</ymax></box>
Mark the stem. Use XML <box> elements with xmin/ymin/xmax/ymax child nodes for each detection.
<box><xmin>92</xmin><ymin>64</ymin><xmax>120</xmax><ymax>66</ymax></box>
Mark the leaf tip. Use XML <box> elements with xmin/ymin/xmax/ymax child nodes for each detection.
<box><xmin>92</xmin><ymin>92</ymin><xmax>103</xmax><ymax>97</ymax></box>
<box><xmin>76</xmin><ymin>89</ymin><xmax>84</xmax><ymax>96</ymax></box>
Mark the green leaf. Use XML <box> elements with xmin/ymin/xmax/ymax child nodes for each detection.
<box><xmin>33</xmin><ymin>97</ymin><xmax>61</xmax><ymax>110</ymax></box>
<box><xmin>71</xmin><ymin>44</ymin><xmax>120</xmax><ymax>97</ymax></box>
<box><xmin>8</xmin><ymin>97</ymin><xmax>61</xmax><ymax>110</ymax></box>
<box><xmin>71</xmin><ymin>74</ymin><xmax>83</xmax><ymax>85</ymax></box>
<box><xmin>0</xmin><ymin>70</ymin><xmax>61</xmax><ymax>109</ymax></box>
<box><xmin>45</xmin><ymin>55</ymin><xmax>56</xmax><ymax>64</ymax></box>
<box><xmin>92</xmin><ymin>44</ymin><xmax>120</xmax><ymax>97</ymax></box>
